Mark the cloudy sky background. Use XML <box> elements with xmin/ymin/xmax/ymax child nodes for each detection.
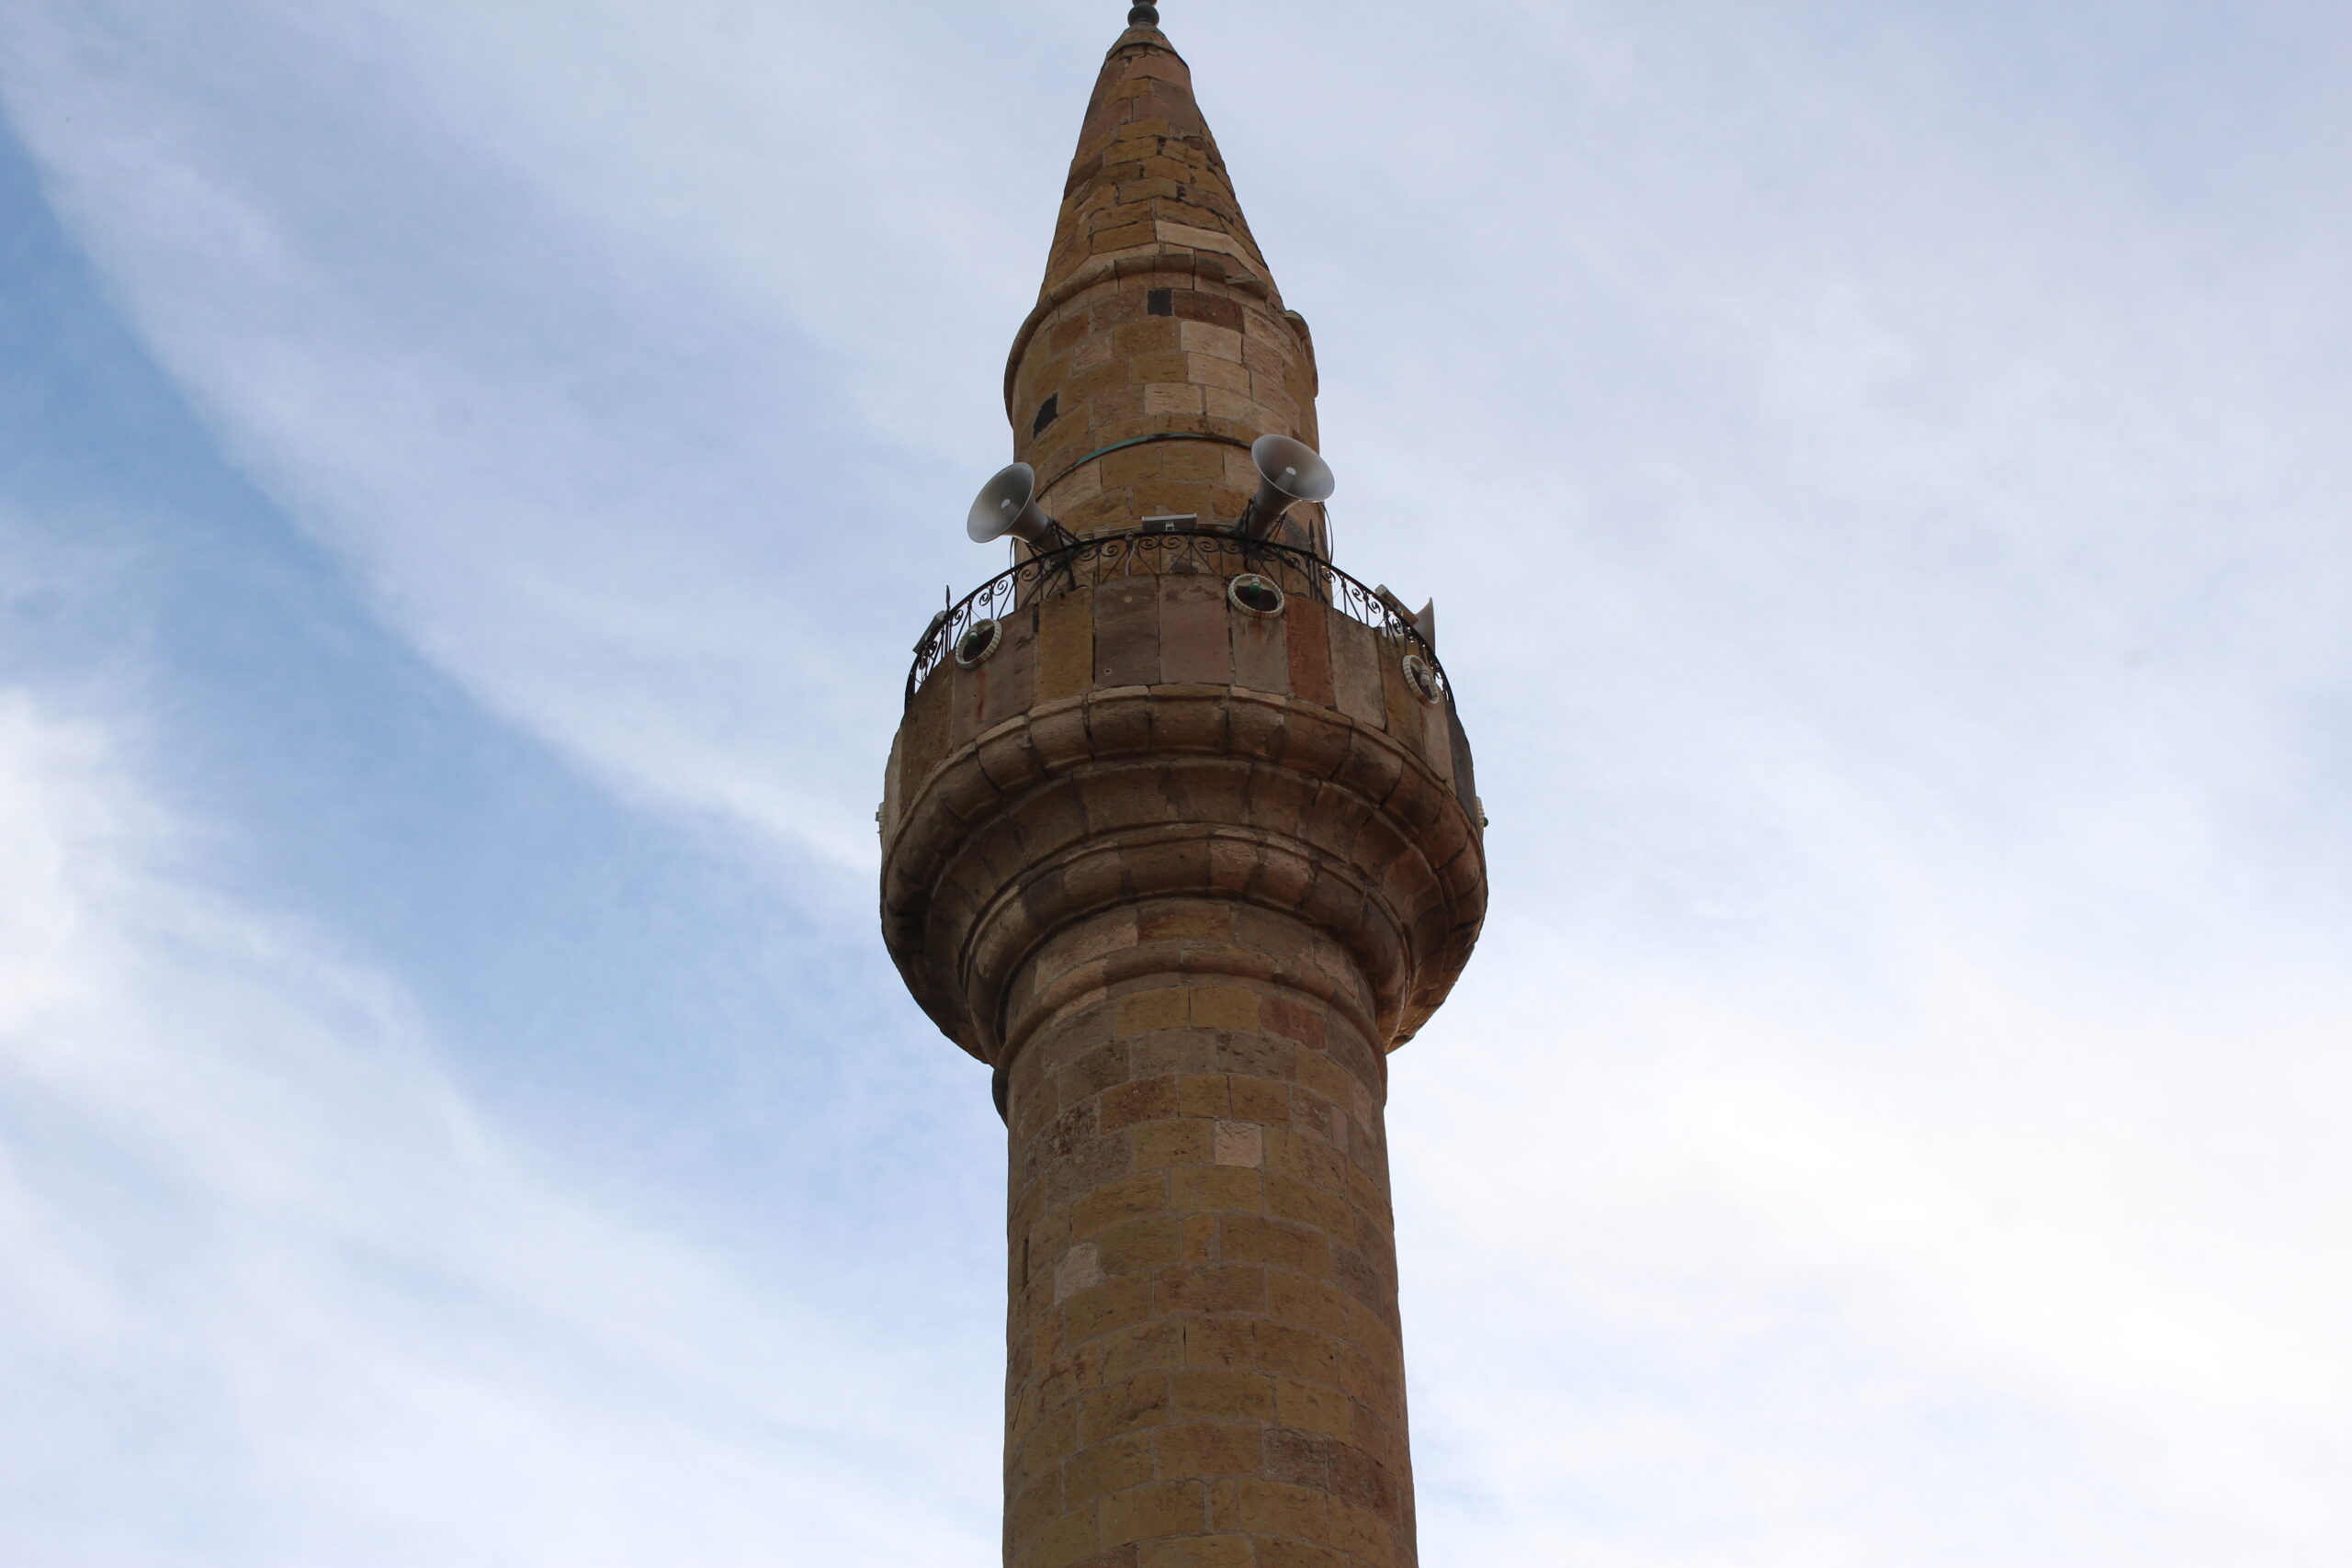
<box><xmin>3</xmin><ymin>0</ymin><xmax>2346</xmax><ymax>1562</ymax></box>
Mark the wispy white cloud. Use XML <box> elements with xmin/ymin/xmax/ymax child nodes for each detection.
<box><xmin>1396</xmin><ymin>929</ymin><xmax>2352</xmax><ymax>1562</ymax></box>
<box><xmin>0</xmin><ymin>685</ymin><xmax>993</xmax><ymax>1565</ymax></box>
<box><xmin>0</xmin><ymin>0</ymin><xmax>1022</xmax><ymax>881</ymax></box>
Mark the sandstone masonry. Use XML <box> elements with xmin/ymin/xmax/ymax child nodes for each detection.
<box><xmin>881</xmin><ymin>17</ymin><xmax>1487</xmax><ymax>1568</ymax></box>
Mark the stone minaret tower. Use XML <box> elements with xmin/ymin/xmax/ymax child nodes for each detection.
<box><xmin>881</xmin><ymin>8</ymin><xmax>1487</xmax><ymax>1565</ymax></box>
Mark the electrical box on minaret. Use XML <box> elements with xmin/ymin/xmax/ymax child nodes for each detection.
<box><xmin>879</xmin><ymin>6</ymin><xmax>1486</xmax><ymax>1564</ymax></box>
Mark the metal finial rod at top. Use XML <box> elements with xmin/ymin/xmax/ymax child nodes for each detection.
<box><xmin>1127</xmin><ymin>4</ymin><xmax>1159</xmax><ymax>26</ymax></box>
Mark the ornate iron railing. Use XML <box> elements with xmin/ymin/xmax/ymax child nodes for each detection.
<box><xmin>907</xmin><ymin>527</ymin><xmax>1448</xmax><ymax>705</ymax></box>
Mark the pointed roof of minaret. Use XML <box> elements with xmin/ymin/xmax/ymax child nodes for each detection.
<box><xmin>1036</xmin><ymin>6</ymin><xmax>1280</xmax><ymax>303</ymax></box>
<box><xmin>1001</xmin><ymin>6</ymin><xmax>1322</xmax><ymax>542</ymax></box>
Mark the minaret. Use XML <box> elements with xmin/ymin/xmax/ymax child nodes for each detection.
<box><xmin>881</xmin><ymin>7</ymin><xmax>1487</xmax><ymax>1565</ymax></box>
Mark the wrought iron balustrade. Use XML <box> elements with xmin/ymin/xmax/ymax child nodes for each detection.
<box><xmin>907</xmin><ymin>527</ymin><xmax>1447</xmax><ymax>705</ymax></box>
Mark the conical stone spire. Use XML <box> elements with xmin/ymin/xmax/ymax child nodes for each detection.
<box><xmin>1004</xmin><ymin>16</ymin><xmax>1324</xmax><ymax>546</ymax></box>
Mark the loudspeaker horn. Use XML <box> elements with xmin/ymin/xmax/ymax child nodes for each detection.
<box><xmin>967</xmin><ymin>462</ymin><xmax>1058</xmax><ymax>546</ymax></box>
<box><xmin>1239</xmin><ymin>434</ymin><xmax>1336</xmax><ymax>537</ymax></box>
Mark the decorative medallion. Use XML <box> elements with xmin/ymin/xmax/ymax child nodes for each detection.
<box><xmin>1401</xmin><ymin>652</ymin><xmax>1444</xmax><ymax>705</ymax></box>
<box><xmin>954</xmin><ymin>618</ymin><xmax>1003</xmax><ymax>667</ymax></box>
<box><xmin>1227</xmin><ymin>574</ymin><xmax>1285</xmax><ymax>615</ymax></box>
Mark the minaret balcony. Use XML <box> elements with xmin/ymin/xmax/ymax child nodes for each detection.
<box><xmin>882</xmin><ymin>523</ymin><xmax>1485</xmax><ymax>1075</ymax></box>
<box><xmin>907</xmin><ymin>525</ymin><xmax>1448</xmax><ymax>709</ymax></box>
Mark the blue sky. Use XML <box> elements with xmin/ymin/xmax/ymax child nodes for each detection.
<box><xmin>2</xmin><ymin>2</ymin><xmax>2347</xmax><ymax>1563</ymax></box>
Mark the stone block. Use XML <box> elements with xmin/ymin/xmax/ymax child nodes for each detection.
<box><xmin>1080</xmin><ymin>1374</ymin><xmax>1174</xmax><ymax>1446</ymax></box>
<box><xmin>1329</xmin><ymin>1441</ymin><xmax>1402</xmax><ymax>1521</ymax></box>
<box><xmin>1250</xmin><ymin>1540</ymin><xmax>1351</xmax><ymax>1568</ymax></box>
<box><xmin>1270</xmin><ymin>1129</ymin><xmax>1347</xmax><ymax>1197</ymax></box>
<box><xmin>1144</xmin><ymin>382</ymin><xmax>1206</xmax><ymax>417</ymax></box>
<box><xmin>1230</xmin><ymin>603</ymin><xmax>1288</xmax><ymax>696</ymax></box>
<box><xmin>1057</xmin><ymin>1038</ymin><xmax>1132</xmax><ymax>1101</ymax></box>
<box><xmin>1201</xmin><ymin>385</ymin><xmax>1261</xmax><ymax>425</ymax></box>
<box><xmin>1204</xmin><ymin>1030</ymin><xmax>1295</xmax><ymax>1084</ymax></box>
<box><xmin>1228</xmin><ymin>1076</ymin><xmax>1293</xmax><ymax>1126</ymax></box>
<box><xmin>1137</xmin><ymin>1539</ymin><xmax>1252</xmax><ymax>1568</ymax></box>
<box><xmin>1264</xmin><ymin>1273</ymin><xmax>1353</xmax><ymax>1340</ymax></box>
<box><xmin>1074</xmin><ymin>1171</ymin><xmax>1173</xmax><ymax>1238</ymax></box>
<box><xmin>1171</xmin><ymin>1163</ymin><xmax>1262</xmax><ymax>1215</ymax></box>
<box><xmin>1157</xmin><ymin>1262</ymin><xmax>1265</xmax><ymax>1315</ymax></box>
<box><xmin>1102</xmin><ymin>1482</ymin><xmax>1207</xmax><ymax>1548</ymax></box>
<box><xmin>1018</xmin><ymin>1402</ymin><xmax>1083</xmax><ymax>1480</ymax></box>
<box><xmin>1114</xmin><ymin>319</ymin><xmax>1183</xmax><ymax>355</ymax></box>
<box><xmin>1037</xmin><ymin>1338</ymin><xmax>1107</xmax><ymax>1412</ymax></box>
<box><xmin>1327</xmin><ymin>619</ymin><xmax>1385</xmax><ymax>728</ymax></box>
<box><xmin>1159</xmin><ymin>573</ymin><xmax>1232</xmax><ymax>685</ymax></box>
<box><xmin>1038</xmin><ymin>594</ymin><xmax>1095</xmax><ymax>702</ymax></box>
<box><xmin>1043</xmin><ymin>1129</ymin><xmax>1138</xmax><ymax>1211</ymax></box>
<box><xmin>1100</xmin><ymin>1215</ymin><xmax>1185</xmax><ymax>1277</ymax></box>
<box><xmin>1115</xmin><ymin>176</ymin><xmax>1185</xmax><ymax>204</ymax></box>
<box><xmin>1023</xmin><ymin>1505</ymin><xmax>1102</xmax><ymax>1568</ymax></box>
<box><xmin>1133</xmin><ymin>1119</ymin><xmax>1214</xmax><ymax>1168</ymax></box>
<box><xmin>1211</xmin><ymin>1121</ymin><xmax>1263</xmax><ymax>1168</ymax></box>
<box><xmin>1178</xmin><ymin>321</ymin><xmax>1245</xmax><ymax>362</ymax></box>
<box><xmin>1102</xmin><ymin>1075</ymin><xmax>1181</xmax><ymax>1132</ymax></box>
<box><xmin>1295</xmin><ymin>1053</ymin><xmax>1354</xmax><ymax>1110</ymax></box>
<box><xmin>1064</xmin><ymin>1272</ymin><xmax>1154</xmax><ymax>1341</ymax></box>
<box><xmin>1094</xmin><ymin>579</ymin><xmax>1161</xmax><ymax>686</ymax></box>
<box><xmin>1328</xmin><ymin>1496</ymin><xmax>1392</xmax><ymax>1561</ymax></box>
<box><xmin>1128</xmin><ymin>1033</ymin><xmax>1216</xmax><ymax>1081</ymax></box>
<box><xmin>1238</xmin><ymin>329</ymin><xmax>1294</xmax><ymax>373</ymax></box>
<box><xmin>1261</xmin><ymin>1425</ymin><xmax>1334</xmax><ymax>1490</ymax></box>
<box><xmin>1153</xmin><ymin>1422</ymin><xmax>1259</xmax><ymax>1478</ymax></box>
<box><xmin>1190</xmin><ymin>987</ymin><xmax>1261</xmax><ymax>1031</ymax></box>
<box><xmin>1137</xmin><ymin>901</ymin><xmax>1231</xmax><ymax>942</ymax></box>
<box><xmin>1170</xmin><ymin>290</ymin><xmax>1244</xmax><ymax>330</ymax></box>
<box><xmin>974</xmin><ymin>614</ymin><xmax>1039</xmax><ymax>730</ymax></box>
<box><xmin>1252</xmin><ymin>1321</ymin><xmax>1342</xmax><ymax>1385</ymax></box>
<box><xmin>1168</xmin><ymin>1367</ymin><xmax>1274</xmax><ymax>1422</ymax></box>
<box><xmin>1263</xmin><ymin>1174</ymin><xmax>1352</xmax><ymax>1239</ymax></box>
<box><xmin>1125</xmin><ymin>348</ymin><xmax>1191</xmax><ymax>385</ymax></box>
<box><xmin>1058</xmin><ymin>1241</ymin><xmax>1110</xmax><ymax>1306</ymax></box>
<box><xmin>1116</xmin><ymin>991</ymin><xmax>1189</xmax><ymax>1036</ymax></box>
<box><xmin>1331</xmin><ymin>1247</ymin><xmax>1392</xmax><ymax>1319</ymax></box>
<box><xmin>1176</xmin><ymin>1075</ymin><xmax>1232</xmax><ymax>1120</ymax></box>
<box><xmin>1030</xmin><ymin>1099</ymin><xmax>1102</xmax><ymax>1175</ymax></box>
<box><xmin>1068</xmin><ymin>1432</ymin><xmax>1158</xmax><ymax>1504</ymax></box>
<box><xmin>1187</xmin><ymin>354</ymin><xmax>1252</xmax><ymax>397</ymax></box>
<box><xmin>1099</xmin><ymin>1319</ymin><xmax>1188</xmax><ymax>1384</ymax></box>
<box><xmin>1091</xmin><ymin>220</ymin><xmax>1156</xmax><ymax>253</ymax></box>
<box><xmin>1012</xmin><ymin>1472</ymin><xmax>1067</xmax><ymax>1538</ymax></box>
<box><xmin>1182</xmin><ymin>1316</ymin><xmax>1255</xmax><ymax>1369</ymax></box>
<box><xmin>1233</xmin><ymin>1480</ymin><xmax>1327</xmax><ymax>1539</ymax></box>
<box><xmin>1220</xmin><ymin>1214</ymin><xmax>1330</xmax><ymax>1278</ymax></box>
<box><xmin>1274</xmin><ymin>1376</ymin><xmax>1352</xmax><ymax>1438</ymax></box>
<box><xmin>1283</xmin><ymin>600</ymin><xmax>1338</xmax><ymax>708</ymax></box>
<box><xmin>1260</xmin><ymin>995</ymin><xmax>1325</xmax><ymax>1050</ymax></box>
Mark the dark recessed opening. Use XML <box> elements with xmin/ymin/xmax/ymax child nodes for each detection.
<box><xmin>1032</xmin><ymin>393</ymin><xmax>1058</xmax><ymax>434</ymax></box>
<box><xmin>1147</xmin><ymin>288</ymin><xmax>1174</xmax><ymax>316</ymax></box>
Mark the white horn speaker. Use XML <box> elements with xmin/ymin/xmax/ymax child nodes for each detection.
<box><xmin>966</xmin><ymin>462</ymin><xmax>1057</xmax><ymax>547</ymax></box>
<box><xmin>1239</xmin><ymin>434</ymin><xmax>1336</xmax><ymax>537</ymax></box>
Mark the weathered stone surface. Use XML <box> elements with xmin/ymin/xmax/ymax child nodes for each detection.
<box><xmin>995</xmin><ymin>28</ymin><xmax>1327</xmax><ymax>556</ymax></box>
<box><xmin>883</xmin><ymin>19</ymin><xmax>1480</xmax><ymax>1568</ymax></box>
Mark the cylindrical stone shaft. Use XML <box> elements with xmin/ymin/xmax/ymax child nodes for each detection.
<box><xmin>1001</xmin><ymin>903</ymin><xmax>1414</xmax><ymax>1568</ymax></box>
